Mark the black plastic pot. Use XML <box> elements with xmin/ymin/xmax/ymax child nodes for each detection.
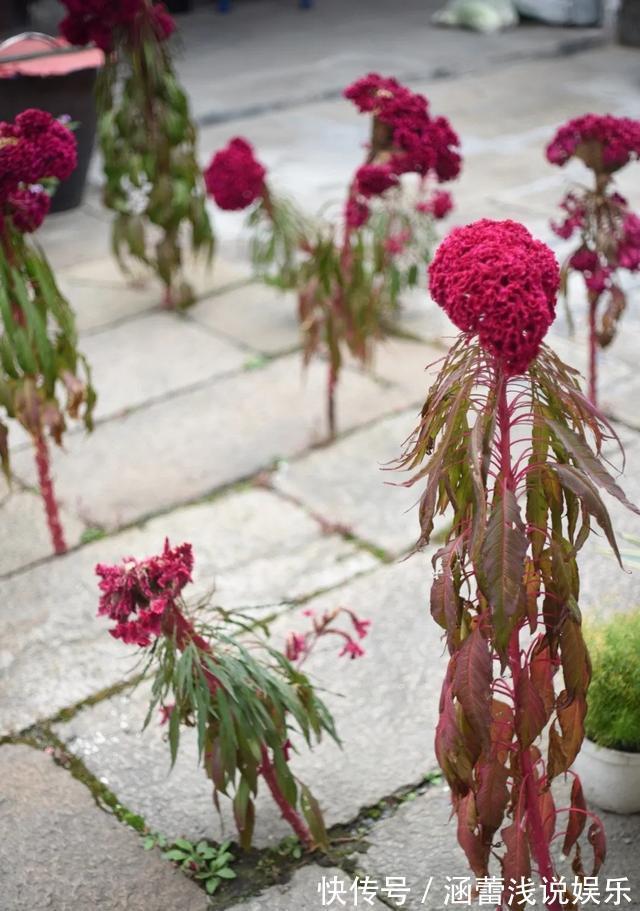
<box><xmin>0</xmin><ymin>36</ymin><xmax>101</xmax><ymax>212</ymax></box>
<box><xmin>166</xmin><ymin>0</ymin><xmax>193</xmax><ymax>13</ymax></box>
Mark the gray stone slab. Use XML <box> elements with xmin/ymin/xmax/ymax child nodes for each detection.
<box><xmin>232</xmin><ymin>866</ymin><xmax>387</xmax><ymax>911</ymax></box>
<box><xmin>0</xmin><ymin>487</ymin><xmax>375</xmax><ymax>735</ymax></box>
<box><xmin>0</xmin><ymin>744</ymin><xmax>206</xmax><ymax>911</ymax></box>
<box><xmin>274</xmin><ymin>410</ymin><xmax>425</xmax><ymax>556</ymax></box>
<box><xmin>80</xmin><ymin>311</ymin><xmax>247</xmax><ymax>422</ymax></box>
<box><xmin>10</xmin><ymin>354</ymin><xmax>409</xmax><ymax>530</ymax></box>
<box><xmin>55</xmin><ymin>557</ymin><xmax>446</xmax><ymax>846</ymax></box>
<box><xmin>0</xmin><ymin>475</ymin><xmax>85</xmax><ymax>577</ymax></box>
<box><xmin>58</xmin><ymin>255</ymin><xmax>250</xmax><ymax>335</ymax></box>
<box><xmin>360</xmin><ymin>781</ymin><xmax>640</xmax><ymax>909</ymax></box>
<box><xmin>191</xmin><ymin>282</ymin><xmax>301</xmax><ymax>355</ymax></box>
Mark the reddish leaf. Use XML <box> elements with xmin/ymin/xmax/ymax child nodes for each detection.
<box><xmin>490</xmin><ymin>699</ymin><xmax>514</xmax><ymax>765</ymax></box>
<box><xmin>547</xmin><ymin>418</ymin><xmax>640</xmax><ymax>519</ymax></box>
<box><xmin>476</xmin><ymin>758</ymin><xmax>510</xmax><ymax>833</ymax></box>
<box><xmin>456</xmin><ymin>792</ymin><xmax>490</xmax><ymax>878</ymax></box>
<box><xmin>453</xmin><ymin>627</ymin><xmax>492</xmax><ymax>748</ymax></box>
<box><xmin>547</xmin><ymin>693</ymin><xmax>587</xmax><ymax>781</ymax></box>
<box><xmin>538</xmin><ymin>786</ymin><xmax>556</xmax><ymax>844</ymax></box>
<box><xmin>555</xmin><ymin>464</ymin><xmax>622</xmax><ymax>567</ymax></box>
<box><xmin>559</xmin><ymin>617</ymin><xmax>591</xmax><ymax>702</ymax></box>
<box><xmin>529</xmin><ymin>637</ymin><xmax>555</xmax><ymax>717</ymax></box>
<box><xmin>430</xmin><ymin>544</ymin><xmax>461</xmax><ymax>654</ymax></box>
<box><xmin>480</xmin><ymin>488</ymin><xmax>528</xmax><ymax>654</ymax></box>
<box><xmin>587</xmin><ymin>820</ymin><xmax>607</xmax><ymax>874</ymax></box>
<box><xmin>515</xmin><ymin>670</ymin><xmax>549</xmax><ymax>748</ymax></box>
<box><xmin>435</xmin><ymin>681</ymin><xmax>473</xmax><ymax>795</ymax></box>
<box><xmin>562</xmin><ymin>776</ymin><xmax>587</xmax><ymax>856</ymax></box>
<box><xmin>523</xmin><ymin>558</ymin><xmax>540</xmax><ymax>633</ymax></box>
<box><xmin>501</xmin><ymin>815</ymin><xmax>531</xmax><ymax>900</ymax></box>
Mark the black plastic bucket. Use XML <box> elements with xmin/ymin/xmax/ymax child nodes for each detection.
<box><xmin>0</xmin><ymin>35</ymin><xmax>103</xmax><ymax>212</ymax></box>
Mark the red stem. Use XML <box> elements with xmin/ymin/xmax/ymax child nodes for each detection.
<box><xmin>163</xmin><ymin>605</ymin><xmax>314</xmax><ymax>847</ymax></box>
<box><xmin>33</xmin><ymin>431</ymin><xmax>67</xmax><ymax>555</ymax></box>
<box><xmin>327</xmin><ymin>362</ymin><xmax>337</xmax><ymax>440</ymax></box>
<box><xmin>259</xmin><ymin>744</ymin><xmax>313</xmax><ymax>848</ymax></box>
<box><xmin>497</xmin><ymin>372</ymin><xmax>562</xmax><ymax>909</ymax></box>
<box><xmin>588</xmin><ymin>293</ymin><xmax>598</xmax><ymax>406</ymax></box>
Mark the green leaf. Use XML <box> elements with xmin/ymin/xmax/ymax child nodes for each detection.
<box><xmin>168</xmin><ymin>706</ymin><xmax>181</xmax><ymax>768</ymax></box>
<box><xmin>554</xmin><ymin>464</ymin><xmax>621</xmax><ymax>566</ymax></box>
<box><xmin>547</xmin><ymin>418</ymin><xmax>639</xmax><ymax>517</ymax></box>
<box><xmin>216</xmin><ymin>868</ymin><xmax>236</xmax><ymax>880</ymax></box>
<box><xmin>205</xmin><ymin>877</ymin><xmax>220</xmax><ymax>895</ymax></box>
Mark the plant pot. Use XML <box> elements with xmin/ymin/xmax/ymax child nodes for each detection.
<box><xmin>572</xmin><ymin>737</ymin><xmax>640</xmax><ymax>814</ymax></box>
<box><xmin>166</xmin><ymin>0</ymin><xmax>193</xmax><ymax>13</ymax></box>
<box><xmin>0</xmin><ymin>34</ymin><xmax>103</xmax><ymax>212</ymax></box>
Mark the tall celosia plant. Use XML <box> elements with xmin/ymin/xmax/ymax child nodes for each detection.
<box><xmin>547</xmin><ymin>114</ymin><xmax>640</xmax><ymax>405</ymax></box>
<box><xmin>205</xmin><ymin>74</ymin><xmax>461</xmax><ymax>437</ymax></box>
<box><xmin>0</xmin><ymin>109</ymin><xmax>95</xmax><ymax>554</ymax></box>
<box><xmin>396</xmin><ymin>220</ymin><xmax>638</xmax><ymax>906</ymax></box>
<box><xmin>96</xmin><ymin>540</ymin><xmax>370</xmax><ymax>850</ymax></box>
<box><xmin>59</xmin><ymin>0</ymin><xmax>214</xmax><ymax>309</ymax></box>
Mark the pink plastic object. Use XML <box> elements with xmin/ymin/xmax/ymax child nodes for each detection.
<box><xmin>0</xmin><ymin>34</ymin><xmax>103</xmax><ymax>78</ymax></box>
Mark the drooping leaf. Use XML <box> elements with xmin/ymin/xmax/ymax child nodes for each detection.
<box><xmin>453</xmin><ymin>626</ymin><xmax>492</xmax><ymax>749</ymax></box>
<box><xmin>554</xmin><ymin>464</ymin><xmax>622</xmax><ymax>566</ymax></box>
<box><xmin>480</xmin><ymin>488</ymin><xmax>528</xmax><ymax>654</ymax></box>
<box><xmin>562</xmin><ymin>776</ymin><xmax>587</xmax><ymax>856</ymax></box>
<box><xmin>476</xmin><ymin>758</ymin><xmax>509</xmax><ymax>834</ymax></box>
<box><xmin>456</xmin><ymin>792</ymin><xmax>490</xmax><ymax>878</ymax></box>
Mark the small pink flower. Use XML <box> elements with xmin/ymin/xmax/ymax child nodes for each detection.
<box><xmin>159</xmin><ymin>703</ymin><xmax>175</xmax><ymax>725</ymax></box>
<box><xmin>284</xmin><ymin>631</ymin><xmax>308</xmax><ymax>662</ymax></box>
<box><xmin>339</xmin><ymin>638</ymin><xmax>366</xmax><ymax>660</ymax></box>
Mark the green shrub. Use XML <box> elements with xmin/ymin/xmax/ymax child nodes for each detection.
<box><xmin>585</xmin><ymin>610</ymin><xmax>640</xmax><ymax>752</ymax></box>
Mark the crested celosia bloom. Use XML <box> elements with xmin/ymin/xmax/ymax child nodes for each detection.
<box><xmin>59</xmin><ymin>0</ymin><xmax>175</xmax><ymax>52</ymax></box>
<box><xmin>204</xmin><ymin>137</ymin><xmax>266</xmax><ymax>211</ymax></box>
<box><xmin>344</xmin><ymin>196</ymin><xmax>370</xmax><ymax>229</ymax></box>
<box><xmin>428</xmin><ymin>219</ymin><xmax>559</xmax><ymax>375</ymax></box>
<box><xmin>355</xmin><ymin>163</ymin><xmax>399</xmax><ymax>198</ymax></box>
<box><xmin>344</xmin><ymin>72</ymin><xmax>462</xmax><ymax>183</ymax></box>
<box><xmin>546</xmin><ymin>113</ymin><xmax>640</xmax><ymax>172</ymax></box>
<box><xmin>417</xmin><ymin>189</ymin><xmax>453</xmax><ymax>220</ymax></box>
<box><xmin>0</xmin><ymin>109</ymin><xmax>77</xmax><ymax>234</ymax></box>
<box><xmin>96</xmin><ymin>539</ymin><xmax>194</xmax><ymax>646</ymax></box>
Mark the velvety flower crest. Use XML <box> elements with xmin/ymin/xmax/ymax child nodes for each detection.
<box><xmin>0</xmin><ymin>110</ymin><xmax>77</xmax><ymax>233</ymax></box>
<box><xmin>428</xmin><ymin>219</ymin><xmax>559</xmax><ymax>374</ymax></box>
<box><xmin>204</xmin><ymin>137</ymin><xmax>266</xmax><ymax>211</ymax></box>
<box><xmin>59</xmin><ymin>0</ymin><xmax>175</xmax><ymax>52</ymax></box>
<box><xmin>96</xmin><ymin>539</ymin><xmax>194</xmax><ymax>646</ymax></box>
<box><xmin>546</xmin><ymin>114</ymin><xmax>640</xmax><ymax>173</ymax></box>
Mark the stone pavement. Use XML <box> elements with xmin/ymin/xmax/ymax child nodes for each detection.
<box><xmin>2</xmin><ymin>17</ymin><xmax>640</xmax><ymax>911</ymax></box>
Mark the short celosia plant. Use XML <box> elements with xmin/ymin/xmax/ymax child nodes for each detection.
<box><xmin>0</xmin><ymin>109</ymin><xmax>95</xmax><ymax>554</ymax></box>
<box><xmin>96</xmin><ymin>540</ymin><xmax>370</xmax><ymax>850</ymax></box>
<box><xmin>205</xmin><ymin>74</ymin><xmax>461</xmax><ymax>437</ymax></box>
<box><xmin>60</xmin><ymin>0</ymin><xmax>214</xmax><ymax>309</ymax></box>
<box><xmin>396</xmin><ymin>219</ymin><xmax>638</xmax><ymax>906</ymax></box>
<box><xmin>547</xmin><ymin>113</ymin><xmax>640</xmax><ymax>404</ymax></box>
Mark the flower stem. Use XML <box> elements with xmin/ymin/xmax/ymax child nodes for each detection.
<box><xmin>588</xmin><ymin>293</ymin><xmax>598</xmax><ymax>406</ymax></box>
<box><xmin>498</xmin><ymin>373</ymin><xmax>562</xmax><ymax>909</ymax></box>
<box><xmin>259</xmin><ymin>744</ymin><xmax>313</xmax><ymax>848</ymax></box>
<box><xmin>33</xmin><ymin>431</ymin><xmax>67</xmax><ymax>555</ymax></box>
<box><xmin>327</xmin><ymin>362</ymin><xmax>337</xmax><ymax>440</ymax></box>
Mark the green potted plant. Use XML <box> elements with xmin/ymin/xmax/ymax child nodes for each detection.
<box><xmin>573</xmin><ymin>610</ymin><xmax>640</xmax><ymax>814</ymax></box>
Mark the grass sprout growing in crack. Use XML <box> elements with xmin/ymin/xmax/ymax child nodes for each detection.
<box><xmin>157</xmin><ymin>837</ymin><xmax>237</xmax><ymax>895</ymax></box>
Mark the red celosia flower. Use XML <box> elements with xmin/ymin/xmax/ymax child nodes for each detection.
<box><xmin>418</xmin><ymin>189</ymin><xmax>453</xmax><ymax>220</ymax></box>
<box><xmin>546</xmin><ymin>113</ymin><xmax>640</xmax><ymax>172</ymax></box>
<box><xmin>355</xmin><ymin>163</ymin><xmax>398</xmax><ymax>198</ymax></box>
<box><xmin>384</xmin><ymin>229</ymin><xmax>411</xmax><ymax>255</ymax></box>
<box><xmin>149</xmin><ymin>3</ymin><xmax>176</xmax><ymax>41</ymax></box>
<box><xmin>344</xmin><ymin>73</ymin><xmax>461</xmax><ymax>183</ymax></box>
<box><xmin>96</xmin><ymin>539</ymin><xmax>194</xmax><ymax>647</ymax></box>
<box><xmin>428</xmin><ymin>219</ymin><xmax>559</xmax><ymax>375</ymax></box>
<box><xmin>7</xmin><ymin>187</ymin><xmax>51</xmax><ymax>233</ymax></box>
<box><xmin>59</xmin><ymin>0</ymin><xmax>144</xmax><ymax>52</ymax></box>
<box><xmin>550</xmin><ymin>191</ymin><xmax>585</xmax><ymax>240</ymax></box>
<box><xmin>344</xmin><ymin>196</ymin><xmax>370</xmax><ymax>229</ymax></box>
<box><xmin>0</xmin><ymin>110</ymin><xmax>77</xmax><ymax>234</ymax></box>
<box><xmin>205</xmin><ymin>137</ymin><xmax>266</xmax><ymax>211</ymax></box>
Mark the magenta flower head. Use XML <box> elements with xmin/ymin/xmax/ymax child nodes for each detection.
<box><xmin>59</xmin><ymin>0</ymin><xmax>144</xmax><ymax>52</ymax></box>
<box><xmin>546</xmin><ymin>113</ymin><xmax>640</xmax><ymax>173</ymax></box>
<box><xmin>96</xmin><ymin>539</ymin><xmax>194</xmax><ymax>646</ymax></box>
<box><xmin>205</xmin><ymin>137</ymin><xmax>267</xmax><ymax>211</ymax></box>
<box><xmin>354</xmin><ymin>163</ymin><xmax>398</xmax><ymax>198</ymax></box>
<box><xmin>428</xmin><ymin>219</ymin><xmax>559</xmax><ymax>375</ymax></box>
